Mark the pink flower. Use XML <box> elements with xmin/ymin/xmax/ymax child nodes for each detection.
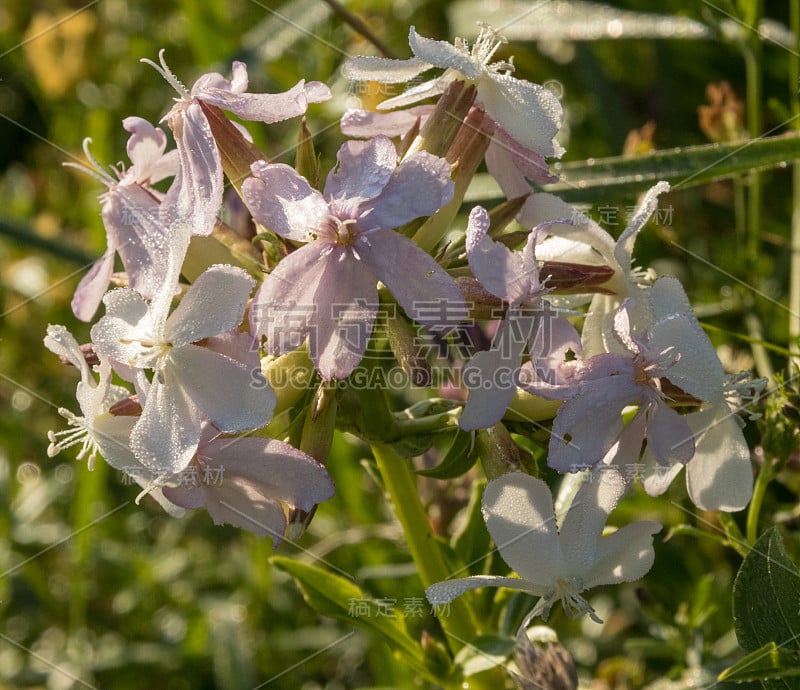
<box><xmin>243</xmin><ymin>135</ymin><xmax>467</xmax><ymax>380</ymax></box>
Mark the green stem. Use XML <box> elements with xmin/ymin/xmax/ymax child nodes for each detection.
<box><xmin>742</xmin><ymin>1</ymin><xmax>763</xmax><ymax>264</ymax></box>
<box><xmin>790</xmin><ymin>0</ymin><xmax>800</xmax><ymax>356</ymax></box>
<box><xmin>371</xmin><ymin>442</ymin><xmax>476</xmax><ymax>653</ymax></box>
<box><xmin>746</xmin><ymin>456</ymin><xmax>773</xmax><ymax>544</ymax></box>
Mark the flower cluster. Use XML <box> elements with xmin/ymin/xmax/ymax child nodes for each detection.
<box><xmin>48</xmin><ymin>26</ymin><xmax>762</xmax><ymax>633</ymax></box>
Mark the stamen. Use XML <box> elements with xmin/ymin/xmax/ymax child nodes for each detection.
<box><xmin>140</xmin><ymin>49</ymin><xmax>190</xmax><ymax>100</ymax></box>
<box><xmin>63</xmin><ymin>138</ymin><xmax>117</xmax><ymax>187</ymax></box>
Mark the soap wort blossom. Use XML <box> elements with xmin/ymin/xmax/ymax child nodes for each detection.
<box><xmin>459</xmin><ymin>206</ymin><xmax>580</xmax><ymax>430</ymax></box>
<box><xmin>342</xmin><ymin>25</ymin><xmax>563</xmax><ymax>164</ymax></box>
<box><xmin>633</xmin><ymin>277</ymin><xmax>761</xmax><ymax>511</ymax></box>
<box><xmin>67</xmin><ymin>118</ymin><xmax>179</xmax><ymax>321</ymax></box>
<box><xmin>91</xmin><ymin>264</ymin><xmax>275</xmax><ymax>475</ymax></box>
<box><xmin>142</xmin><ymin>52</ymin><xmax>331</xmax><ymax>237</ymax></box>
<box><xmin>243</xmin><ymin>135</ymin><xmax>467</xmax><ymax>380</ymax></box>
<box><xmin>162</xmin><ymin>423</ymin><xmax>335</xmax><ymax>545</ymax></box>
<box><xmin>44</xmin><ymin>325</ymin><xmax>181</xmax><ymax>515</ymax></box>
<box><xmin>519</xmin><ymin>182</ymin><xmax>671</xmax><ymax>356</ymax></box>
<box><xmin>426</xmin><ymin>470</ymin><xmax>661</xmax><ymax>624</ymax></box>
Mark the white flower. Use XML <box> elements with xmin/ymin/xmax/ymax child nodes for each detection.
<box><xmin>91</xmin><ymin>265</ymin><xmax>275</xmax><ymax>475</ymax></box>
<box><xmin>426</xmin><ymin>470</ymin><xmax>661</xmax><ymax>623</ymax></box>
<box><xmin>343</xmin><ymin>25</ymin><xmax>563</xmax><ymax>160</ymax></box>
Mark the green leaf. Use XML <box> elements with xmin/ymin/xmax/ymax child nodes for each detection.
<box><xmin>453</xmin><ymin>634</ymin><xmax>514</xmax><ymax>676</ymax></box>
<box><xmin>271</xmin><ymin>557</ymin><xmax>438</xmax><ymax>678</ymax></box>
<box><xmin>719</xmin><ymin>643</ymin><xmax>800</xmax><ymax>682</ymax></box>
<box><xmin>417</xmin><ymin>430</ymin><xmax>477</xmax><ymax>479</ymax></box>
<box><xmin>733</xmin><ymin>527</ymin><xmax>800</xmax><ymax>689</ymax></box>
<box><xmin>465</xmin><ymin>134</ymin><xmax>800</xmax><ymax>204</ymax></box>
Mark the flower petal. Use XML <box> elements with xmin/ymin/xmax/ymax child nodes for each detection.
<box><xmin>250</xmin><ymin>242</ymin><xmax>328</xmax><ymax>354</ymax></box>
<box><xmin>71</xmin><ymin>251</ymin><xmax>115</xmax><ymax>322</ymax></box>
<box><xmin>466</xmin><ymin>206</ymin><xmax>530</xmax><ymax>303</ymax></box>
<box><xmin>324</xmin><ymin>136</ymin><xmax>397</xmax><ymax>203</ymax></box>
<box><xmin>308</xmin><ymin>251</ymin><xmax>378</xmax><ymax>380</ymax></box>
<box><xmin>340</xmin><ymin>106</ymin><xmax>434</xmax><ymax>138</ymax></box>
<box><xmin>357</xmin><ymin>151</ymin><xmax>453</xmax><ymax>232</ymax></box>
<box><xmin>460</xmin><ymin>318</ymin><xmax>528</xmax><ymax>431</ymax></box>
<box><xmin>482</xmin><ymin>472</ymin><xmax>562</xmax><ymax>585</ymax></box>
<box><xmin>477</xmin><ymin>73</ymin><xmax>563</xmax><ymax>158</ymax></box>
<box><xmin>356</xmin><ymin>229</ymin><xmax>467</xmax><ymax>328</ymax></box>
<box><xmin>91</xmin><ymin>289</ymin><xmax>154</xmax><ymax>366</ymax></box>
<box><xmin>685</xmin><ymin>406</ymin><xmax>753</xmax><ymax>511</ymax></box>
<box><xmin>582</xmin><ymin>519</ymin><xmax>661</xmax><ymax>588</ymax></box>
<box><xmin>199</xmin><ymin>79</ymin><xmax>330</xmax><ymax>123</ymax></box>
<box><xmin>169</xmin><ymin>344</ymin><xmax>274</xmax><ymax>432</ymax></box>
<box><xmin>558</xmin><ymin>469</ymin><xmax>626</xmax><ymax>576</ymax></box>
<box><xmin>244</xmin><ymin>162</ymin><xmax>329</xmax><ymax>242</ymax></box>
<box><xmin>408</xmin><ymin>26</ymin><xmax>482</xmax><ymax>78</ymax></box>
<box><xmin>342</xmin><ymin>55</ymin><xmax>432</xmax><ymax>83</ymax></box>
<box><xmin>646</xmin><ymin>401</ymin><xmax>695</xmax><ymax>466</ymax></box>
<box><xmin>426</xmin><ymin>575</ymin><xmax>542</xmax><ymax>606</ymax></box>
<box><xmin>166</xmin><ymin>265</ymin><xmax>254</xmax><ymax>347</ymax></box>
<box><xmin>204</xmin><ymin>436</ymin><xmax>335</xmax><ymax>510</ymax></box>
<box><xmin>130</xmin><ymin>368</ymin><xmax>201</xmax><ymax>474</ymax></box>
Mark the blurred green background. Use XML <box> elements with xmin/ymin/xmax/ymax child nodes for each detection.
<box><xmin>0</xmin><ymin>1</ymin><xmax>797</xmax><ymax>688</ymax></box>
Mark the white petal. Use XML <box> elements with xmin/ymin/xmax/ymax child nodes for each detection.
<box><xmin>409</xmin><ymin>27</ymin><xmax>482</xmax><ymax>78</ymax></box>
<box><xmin>614</xmin><ymin>182</ymin><xmax>669</xmax><ymax>274</ymax></box>
<box><xmin>426</xmin><ymin>576</ymin><xmax>543</xmax><ymax>606</ymax></box>
<box><xmin>169</xmin><ymin>345</ymin><xmax>274</xmax><ymax>432</ymax></box>
<box><xmin>166</xmin><ymin>265</ymin><xmax>254</xmax><ymax>347</ymax></box>
<box><xmin>685</xmin><ymin>407</ymin><xmax>753</xmax><ymax>511</ymax></box>
<box><xmin>582</xmin><ymin>520</ymin><xmax>661</xmax><ymax>588</ymax></box>
<box><xmin>558</xmin><ymin>468</ymin><xmax>626</xmax><ymax>576</ymax></box>
<box><xmin>482</xmin><ymin>472</ymin><xmax>561</xmax><ymax>584</ymax></box>
<box><xmin>341</xmin><ymin>55</ymin><xmax>431</xmax><ymax>83</ymax></box>
<box><xmin>130</xmin><ymin>368</ymin><xmax>201</xmax><ymax>474</ymax></box>
<box><xmin>477</xmin><ymin>74</ymin><xmax>563</xmax><ymax>158</ymax></box>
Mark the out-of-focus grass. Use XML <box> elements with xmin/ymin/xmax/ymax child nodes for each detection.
<box><xmin>0</xmin><ymin>1</ymin><xmax>797</xmax><ymax>688</ymax></box>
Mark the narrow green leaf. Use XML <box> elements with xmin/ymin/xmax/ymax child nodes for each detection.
<box><xmin>719</xmin><ymin>642</ymin><xmax>800</xmax><ymax>681</ymax></box>
<box><xmin>417</xmin><ymin>430</ymin><xmax>477</xmax><ymax>479</ymax></box>
<box><xmin>271</xmin><ymin>557</ymin><xmax>432</xmax><ymax>675</ymax></box>
<box><xmin>466</xmin><ymin>134</ymin><xmax>800</xmax><ymax>204</ymax></box>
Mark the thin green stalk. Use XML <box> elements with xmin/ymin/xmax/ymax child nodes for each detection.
<box><xmin>371</xmin><ymin>442</ymin><xmax>477</xmax><ymax>653</ymax></box>
<box><xmin>742</xmin><ymin>1</ymin><xmax>763</xmax><ymax>264</ymax></box>
<box><xmin>790</xmin><ymin>0</ymin><xmax>800</xmax><ymax>356</ymax></box>
<box><xmin>746</xmin><ymin>455</ymin><xmax>774</xmax><ymax>544</ymax></box>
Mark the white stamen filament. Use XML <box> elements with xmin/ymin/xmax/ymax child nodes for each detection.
<box><xmin>141</xmin><ymin>49</ymin><xmax>191</xmax><ymax>100</ymax></box>
<box><xmin>47</xmin><ymin>408</ymin><xmax>98</xmax><ymax>470</ymax></box>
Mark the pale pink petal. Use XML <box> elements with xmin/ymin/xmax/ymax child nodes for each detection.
<box><xmin>356</xmin><ymin>229</ymin><xmax>467</xmax><ymax>328</ymax></box>
<box><xmin>91</xmin><ymin>289</ymin><xmax>153</xmax><ymax>365</ymax></box>
<box><xmin>342</xmin><ymin>54</ymin><xmax>431</xmax><ymax>83</ymax></box>
<box><xmin>547</xmin><ymin>375</ymin><xmax>638</xmax><ymax>472</ymax></box>
<box><xmin>309</xmin><ymin>251</ymin><xmax>378</xmax><ymax>380</ymax></box>
<box><xmin>243</xmin><ymin>162</ymin><xmax>328</xmax><ymax>241</ymax></box>
<box><xmin>460</xmin><ymin>319</ymin><xmax>529</xmax><ymax>430</ymax></box>
<box><xmin>104</xmin><ymin>184</ymin><xmax>171</xmax><ymax>300</ymax></box>
<box><xmin>122</xmin><ymin>116</ymin><xmax>173</xmax><ymax>184</ymax></box>
<box><xmin>165</xmin><ymin>101</ymin><xmax>222</xmax><ymax>238</ymax></box>
<box><xmin>250</xmin><ymin>242</ymin><xmax>328</xmax><ymax>354</ymax></box>
<box><xmin>482</xmin><ymin>472</ymin><xmax>562</xmax><ymax>585</ymax></box>
<box><xmin>203</xmin><ymin>436</ymin><xmax>334</xmax><ymax>509</ymax></box>
<box><xmin>409</xmin><ymin>26</ymin><xmax>482</xmax><ymax>78</ymax></box>
<box><xmin>646</xmin><ymin>402</ymin><xmax>695</xmax><ymax>466</ymax></box>
<box><xmin>340</xmin><ymin>106</ymin><xmax>434</xmax><ymax>138</ymax></box>
<box><xmin>165</xmin><ymin>265</ymin><xmax>254</xmax><ymax>347</ymax></box>
<box><xmin>324</xmin><ymin>136</ymin><xmax>397</xmax><ymax>202</ymax></box>
<box><xmin>71</xmin><ymin>251</ymin><xmax>115</xmax><ymax>322</ymax></box>
<box><xmin>357</xmin><ymin>151</ymin><xmax>453</xmax><ymax>232</ymax></box>
<box><xmin>478</xmin><ymin>74</ymin><xmax>563</xmax><ymax>158</ymax></box>
<box><xmin>169</xmin><ymin>344</ymin><xmax>274</xmax><ymax>432</ymax></box>
<box><xmin>466</xmin><ymin>206</ymin><xmax>530</xmax><ymax>303</ymax></box>
<box><xmin>200</xmin><ymin>79</ymin><xmax>331</xmax><ymax>123</ymax></box>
